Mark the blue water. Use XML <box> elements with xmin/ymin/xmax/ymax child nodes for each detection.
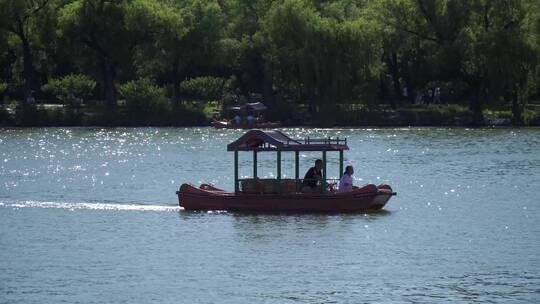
<box><xmin>1</xmin><ymin>127</ymin><xmax>539</xmax><ymax>303</ymax></box>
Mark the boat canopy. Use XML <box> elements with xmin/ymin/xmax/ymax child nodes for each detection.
<box><xmin>227</xmin><ymin>129</ymin><xmax>349</xmax><ymax>152</ymax></box>
<box><xmin>246</xmin><ymin>102</ymin><xmax>267</xmax><ymax>112</ymax></box>
<box><xmin>225</xmin><ymin>102</ymin><xmax>267</xmax><ymax>113</ymax></box>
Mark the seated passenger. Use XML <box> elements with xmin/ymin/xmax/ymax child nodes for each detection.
<box><xmin>338</xmin><ymin>165</ymin><xmax>354</xmax><ymax>193</ymax></box>
<box><xmin>246</xmin><ymin>114</ymin><xmax>255</xmax><ymax>126</ymax></box>
<box><xmin>302</xmin><ymin>159</ymin><xmax>323</xmax><ymax>192</ymax></box>
<box><xmin>233</xmin><ymin>115</ymin><xmax>241</xmax><ymax>125</ymax></box>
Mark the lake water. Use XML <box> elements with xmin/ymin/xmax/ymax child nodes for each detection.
<box><xmin>1</xmin><ymin>127</ymin><xmax>539</xmax><ymax>303</ymax></box>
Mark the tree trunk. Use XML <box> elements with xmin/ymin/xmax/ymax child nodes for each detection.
<box><xmin>169</xmin><ymin>57</ymin><xmax>181</xmax><ymax>105</ymax></box>
<box><xmin>388</xmin><ymin>52</ymin><xmax>400</xmax><ymax>109</ymax></box>
<box><xmin>262</xmin><ymin>61</ymin><xmax>274</xmax><ymax>108</ymax></box>
<box><xmin>99</xmin><ymin>56</ymin><xmax>116</xmax><ymax>107</ymax></box>
<box><xmin>511</xmin><ymin>75</ymin><xmax>528</xmax><ymax>126</ymax></box>
<box><xmin>511</xmin><ymin>93</ymin><xmax>524</xmax><ymax>125</ymax></box>
<box><xmin>307</xmin><ymin>90</ymin><xmax>318</xmax><ymax>114</ymax></box>
<box><xmin>85</xmin><ymin>33</ymin><xmax>117</xmax><ymax>107</ymax></box>
<box><xmin>378</xmin><ymin>76</ymin><xmax>388</xmax><ymax>108</ymax></box>
<box><xmin>470</xmin><ymin>86</ymin><xmax>484</xmax><ymax>125</ymax></box>
<box><xmin>18</xmin><ymin>22</ymin><xmax>36</xmax><ymax>102</ymax></box>
<box><xmin>172</xmin><ymin>81</ymin><xmax>181</xmax><ymax>106</ymax></box>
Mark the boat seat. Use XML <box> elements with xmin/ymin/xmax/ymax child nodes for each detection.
<box><xmin>241</xmin><ymin>178</ymin><xmax>298</xmax><ymax>194</ymax></box>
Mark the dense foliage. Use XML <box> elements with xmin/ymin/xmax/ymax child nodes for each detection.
<box><xmin>119</xmin><ymin>78</ymin><xmax>167</xmax><ymax>113</ymax></box>
<box><xmin>0</xmin><ymin>0</ymin><xmax>539</xmax><ymax>125</ymax></box>
<box><xmin>41</xmin><ymin>74</ymin><xmax>96</xmax><ymax>103</ymax></box>
<box><xmin>180</xmin><ymin>76</ymin><xmax>226</xmax><ymax>100</ymax></box>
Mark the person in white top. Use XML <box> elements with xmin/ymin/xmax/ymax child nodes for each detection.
<box><xmin>338</xmin><ymin>165</ymin><xmax>354</xmax><ymax>193</ymax></box>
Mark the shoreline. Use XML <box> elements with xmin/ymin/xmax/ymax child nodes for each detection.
<box><xmin>2</xmin><ymin>124</ymin><xmax>540</xmax><ymax>129</ymax></box>
<box><xmin>1</xmin><ymin>103</ymin><xmax>539</xmax><ymax>128</ymax></box>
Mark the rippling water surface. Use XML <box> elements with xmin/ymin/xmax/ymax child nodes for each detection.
<box><xmin>1</xmin><ymin>127</ymin><xmax>539</xmax><ymax>303</ymax></box>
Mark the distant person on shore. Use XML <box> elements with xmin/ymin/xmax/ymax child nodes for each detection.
<box><xmin>434</xmin><ymin>87</ymin><xmax>441</xmax><ymax>103</ymax></box>
<box><xmin>256</xmin><ymin>113</ymin><xmax>264</xmax><ymax>123</ymax></box>
<box><xmin>26</xmin><ymin>91</ymin><xmax>36</xmax><ymax>105</ymax></box>
<box><xmin>233</xmin><ymin>114</ymin><xmax>241</xmax><ymax>125</ymax></box>
<box><xmin>414</xmin><ymin>89</ymin><xmax>422</xmax><ymax>104</ymax></box>
<box><xmin>338</xmin><ymin>165</ymin><xmax>354</xmax><ymax>193</ymax></box>
<box><xmin>246</xmin><ymin>114</ymin><xmax>255</xmax><ymax>126</ymax></box>
<box><xmin>302</xmin><ymin>159</ymin><xmax>323</xmax><ymax>192</ymax></box>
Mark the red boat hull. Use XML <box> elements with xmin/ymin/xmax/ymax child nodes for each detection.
<box><xmin>177</xmin><ymin>183</ymin><xmax>396</xmax><ymax>212</ymax></box>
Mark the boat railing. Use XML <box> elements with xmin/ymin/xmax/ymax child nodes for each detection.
<box><xmin>296</xmin><ymin>137</ymin><xmax>347</xmax><ymax>146</ymax></box>
<box><xmin>237</xmin><ymin>178</ymin><xmax>340</xmax><ymax>194</ymax></box>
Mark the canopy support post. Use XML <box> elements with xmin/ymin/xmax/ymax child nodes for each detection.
<box><xmin>277</xmin><ymin>151</ymin><xmax>282</xmax><ymax>193</ymax></box>
<box><xmin>322</xmin><ymin>150</ymin><xmax>327</xmax><ymax>193</ymax></box>
<box><xmin>234</xmin><ymin>151</ymin><xmax>239</xmax><ymax>193</ymax></box>
<box><xmin>339</xmin><ymin>150</ymin><xmax>344</xmax><ymax>178</ymax></box>
<box><xmin>253</xmin><ymin>151</ymin><xmax>257</xmax><ymax>178</ymax></box>
<box><xmin>295</xmin><ymin>151</ymin><xmax>299</xmax><ymax>180</ymax></box>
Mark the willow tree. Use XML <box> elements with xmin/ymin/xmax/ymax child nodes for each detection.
<box><xmin>126</xmin><ymin>0</ymin><xmax>223</xmax><ymax>104</ymax></box>
<box><xmin>220</xmin><ymin>0</ymin><xmax>274</xmax><ymax>101</ymax></box>
<box><xmin>370</xmin><ymin>0</ymin><xmax>540</xmax><ymax>124</ymax></box>
<box><xmin>370</xmin><ymin>0</ymin><xmax>473</xmax><ymax>108</ymax></box>
<box><xmin>500</xmin><ymin>0</ymin><xmax>539</xmax><ymax>124</ymax></box>
<box><xmin>460</xmin><ymin>0</ymin><xmax>540</xmax><ymax>124</ymax></box>
<box><xmin>125</xmin><ymin>0</ymin><xmax>187</xmax><ymax>103</ymax></box>
<box><xmin>59</xmin><ymin>0</ymin><xmax>133</xmax><ymax>106</ymax></box>
<box><xmin>0</xmin><ymin>0</ymin><xmax>55</xmax><ymax>100</ymax></box>
<box><xmin>259</xmin><ymin>0</ymin><xmax>382</xmax><ymax>116</ymax></box>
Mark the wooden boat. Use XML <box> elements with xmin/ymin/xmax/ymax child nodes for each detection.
<box><xmin>177</xmin><ymin>130</ymin><xmax>396</xmax><ymax>212</ymax></box>
<box><xmin>179</xmin><ymin>183</ymin><xmax>394</xmax><ymax>212</ymax></box>
<box><xmin>212</xmin><ymin>120</ymin><xmax>282</xmax><ymax>129</ymax></box>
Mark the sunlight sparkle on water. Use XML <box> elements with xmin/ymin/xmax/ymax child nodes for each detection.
<box><xmin>0</xmin><ymin>201</ymin><xmax>179</xmax><ymax>212</ymax></box>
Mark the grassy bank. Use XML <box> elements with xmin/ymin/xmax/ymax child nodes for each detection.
<box><xmin>0</xmin><ymin>102</ymin><xmax>208</xmax><ymax>127</ymax></box>
<box><xmin>330</xmin><ymin>104</ymin><xmax>540</xmax><ymax>127</ymax></box>
<box><xmin>1</xmin><ymin>101</ymin><xmax>539</xmax><ymax>127</ymax></box>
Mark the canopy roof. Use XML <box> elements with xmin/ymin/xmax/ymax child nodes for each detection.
<box><xmin>246</xmin><ymin>102</ymin><xmax>267</xmax><ymax>112</ymax></box>
<box><xmin>227</xmin><ymin>130</ymin><xmax>349</xmax><ymax>152</ymax></box>
<box><xmin>226</xmin><ymin>102</ymin><xmax>268</xmax><ymax>113</ymax></box>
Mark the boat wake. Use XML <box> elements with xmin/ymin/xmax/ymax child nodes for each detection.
<box><xmin>0</xmin><ymin>200</ymin><xmax>181</xmax><ymax>212</ymax></box>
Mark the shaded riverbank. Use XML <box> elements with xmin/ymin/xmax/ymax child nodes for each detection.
<box><xmin>2</xmin><ymin>103</ymin><xmax>540</xmax><ymax>127</ymax></box>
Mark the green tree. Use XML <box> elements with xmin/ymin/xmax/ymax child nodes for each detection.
<box><xmin>0</xmin><ymin>0</ymin><xmax>55</xmax><ymax>100</ymax></box>
<box><xmin>259</xmin><ymin>0</ymin><xmax>382</xmax><ymax>116</ymax></box>
<box><xmin>180</xmin><ymin>76</ymin><xmax>225</xmax><ymax>100</ymax></box>
<box><xmin>41</xmin><ymin>73</ymin><xmax>96</xmax><ymax>103</ymax></box>
<box><xmin>371</xmin><ymin>0</ymin><xmax>540</xmax><ymax>124</ymax></box>
<box><xmin>220</xmin><ymin>0</ymin><xmax>274</xmax><ymax>100</ymax></box>
<box><xmin>371</xmin><ymin>0</ymin><xmax>473</xmax><ymax>105</ymax></box>
<box><xmin>126</xmin><ymin>0</ymin><xmax>224</xmax><ymax>104</ymax></box>
<box><xmin>119</xmin><ymin>77</ymin><xmax>167</xmax><ymax>114</ymax></box>
<box><xmin>462</xmin><ymin>0</ymin><xmax>539</xmax><ymax>124</ymax></box>
<box><xmin>58</xmin><ymin>0</ymin><xmax>133</xmax><ymax>106</ymax></box>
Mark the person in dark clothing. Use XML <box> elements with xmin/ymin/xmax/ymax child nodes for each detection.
<box><xmin>302</xmin><ymin>159</ymin><xmax>323</xmax><ymax>191</ymax></box>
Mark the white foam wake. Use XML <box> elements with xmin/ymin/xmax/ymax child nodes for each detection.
<box><xmin>0</xmin><ymin>201</ymin><xmax>181</xmax><ymax>212</ymax></box>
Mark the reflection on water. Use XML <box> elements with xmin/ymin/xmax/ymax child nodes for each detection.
<box><xmin>0</xmin><ymin>200</ymin><xmax>180</xmax><ymax>212</ymax></box>
<box><xmin>1</xmin><ymin>127</ymin><xmax>539</xmax><ymax>303</ymax></box>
